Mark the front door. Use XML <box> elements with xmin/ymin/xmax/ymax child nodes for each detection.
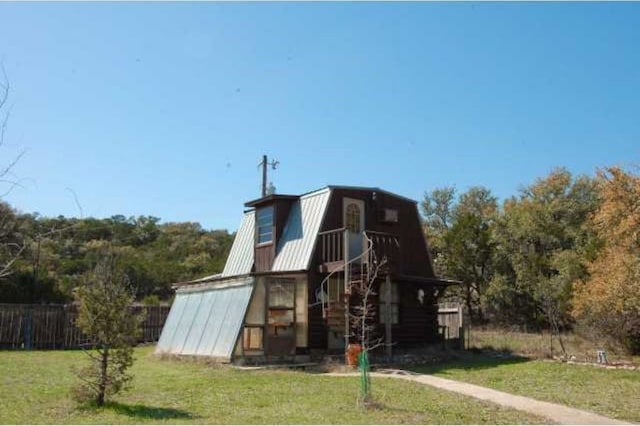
<box><xmin>343</xmin><ymin>198</ymin><xmax>365</xmax><ymax>261</ymax></box>
<box><xmin>266</xmin><ymin>278</ymin><xmax>296</xmax><ymax>357</ymax></box>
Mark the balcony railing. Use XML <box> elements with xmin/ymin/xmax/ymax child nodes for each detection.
<box><xmin>318</xmin><ymin>227</ymin><xmax>345</xmax><ymax>264</ymax></box>
<box><xmin>318</xmin><ymin>228</ymin><xmax>400</xmax><ymax>268</ymax></box>
<box><xmin>365</xmin><ymin>230</ymin><xmax>400</xmax><ymax>266</ymax></box>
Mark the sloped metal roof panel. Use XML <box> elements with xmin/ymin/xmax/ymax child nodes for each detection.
<box><xmin>181</xmin><ymin>290</ymin><xmax>215</xmax><ymax>355</ymax></box>
<box><xmin>271</xmin><ymin>187</ymin><xmax>331</xmax><ymax>272</ymax></box>
<box><xmin>171</xmin><ymin>292</ymin><xmax>202</xmax><ymax>353</ymax></box>
<box><xmin>222</xmin><ymin>211</ymin><xmax>255</xmax><ymax>277</ymax></box>
<box><xmin>155</xmin><ymin>277</ymin><xmax>254</xmax><ymax>360</ymax></box>
<box><xmin>155</xmin><ymin>290</ymin><xmax>188</xmax><ymax>353</ymax></box>
<box><xmin>196</xmin><ymin>287</ymin><xmax>234</xmax><ymax>357</ymax></box>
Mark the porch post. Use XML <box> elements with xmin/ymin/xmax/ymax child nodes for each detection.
<box><xmin>385</xmin><ymin>275</ymin><xmax>392</xmax><ymax>361</ymax></box>
<box><xmin>344</xmin><ymin>229</ymin><xmax>350</xmax><ymax>359</ymax></box>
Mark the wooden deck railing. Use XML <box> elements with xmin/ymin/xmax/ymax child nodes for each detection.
<box><xmin>365</xmin><ymin>230</ymin><xmax>401</xmax><ymax>267</ymax></box>
<box><xmin>318</xmin><ymin>227</ymin><xmax>345</xmax><ymax>264</ymax></box>
<box><xmin>318</xmin><ymin>228</ymin><xmax>400</xmax><ymax>267</ymax></box>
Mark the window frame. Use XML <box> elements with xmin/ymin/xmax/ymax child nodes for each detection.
<box><xmin>267</xmin><ymin>278</ymin><xmax>296</xmax><ymax>336</ymax></box>
<box><xmin>256</xmin><ymin>205</ymin><xmax>274</xmax><ymax>245</ymax></box>
<box><xmin>345</xmin><ymin>202</ymin><xmax>362</xmax><ymax>233</ymax></box>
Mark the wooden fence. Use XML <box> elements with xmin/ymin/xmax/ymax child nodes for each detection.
<box><xmin>438</xmin><ymin>303</ymin><xmax>466</xmax><ymax>349</ymax></box>
<box><xmin>0</xmin><ymin>303</ymin><xmax>170</xmax><ymax>350</ymax></box>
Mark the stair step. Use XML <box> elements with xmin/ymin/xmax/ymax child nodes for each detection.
<box><xmin>326</xmin><ymin>306</ymin><xmax>346</xmax><ymax>313</ymax></box>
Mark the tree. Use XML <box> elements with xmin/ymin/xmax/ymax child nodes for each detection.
<box><xmin>0</xmin><ymin>202</ymin><xmax>24</xmax><ymax>279</ymax></box>
<box><xmin>573</xmin><ymin>167</ymin><xmax>640</xmax><ymax>354</ymax></box>
<box><xmin>485</xmin><ymin>169</ymin><xmax>598</xmax><ymax>346</ymax></box>
<box><xmin>74</xmin><ymin>255</ymin><xmax>144</xmax><ymax>406</ymax></box>
<box><xmin>443</xmin><ymin>212</ymin><xmax>493</xmax><ymax>322</ymax></box>
<box><xmin>0</xmin><ymin>68</ymin><xmax>26</xmax><ymax>279</ymax></box>
<box><xmin>422</xmin><ymin>186</ymin><xmax>497</xmax><ymax>322</ymax></box>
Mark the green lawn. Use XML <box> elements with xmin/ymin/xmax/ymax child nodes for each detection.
<box><xmin>412</xmin><ymin>354</ymin><xmax>640</xmax><ymax>423</ymax></box>
<box><xmin>0</xmin><ymin>346</ymin><xmax>547</xmax><ymax>424</ymax></box>
<box><xmin>468</xmin><ymin>328</ymin><xmax>640</xmax><ymax>364</ymax></box>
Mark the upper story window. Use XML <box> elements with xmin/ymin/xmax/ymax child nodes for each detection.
<box><xmin>345</xmin><ymin>203</ymin><xmax>361</xmax><ymax>233</ymax></box>
<box><xmin>256</xmin><ymin>205</ymin><xmax>274</xmax><ymax>244</ymax></box>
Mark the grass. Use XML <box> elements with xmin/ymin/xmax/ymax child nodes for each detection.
<box><xmin>468</xmin><ymin>327</ymin><xmax>640</xmax><ymax>364</ymax></box>
<box><xmin>411</xmin><ymin>352</ymin><xmax>640</xmax><ymax>423</ymax></box>
<box><xmin>0</xmin><ymin>345</ymin><xmax>547</xmax><ymax>424</ymax></box>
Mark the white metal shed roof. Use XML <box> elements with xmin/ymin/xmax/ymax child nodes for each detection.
<box><xmin>221</xmin><ymin>211</ymin><xmax>255</xmax><ymax>277</ymax></box>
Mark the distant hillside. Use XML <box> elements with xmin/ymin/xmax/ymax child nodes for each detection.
<box><xmin>0</xmin><ymin>202</ymin><xmax>234</xmax><ymax>303</ymax></box>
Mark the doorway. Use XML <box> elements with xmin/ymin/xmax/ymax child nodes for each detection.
<box><xmin>266</xmin><ymin>278</ymin><xmax>296</xmax><ymax>357</ymax></box>
<box><xmin>343</xmin><ymin>197</ymin><xmax>365</xmax><ymax>261</ymax></box>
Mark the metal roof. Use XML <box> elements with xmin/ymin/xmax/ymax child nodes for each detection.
<box><xmin>271</xmin><ymin>187</ymin><xmax>331</xmax><ymax>272</ymax></box>
<box><xmin>173</xmin><ymin>273</ymin><xmax>222</xmax><ymax>287</ymax></box>
<box><xmin>221</xmin><ymin>211</ymin><xmax>255</xmax><ymax>277</ymax></box>
<box><xmin>155</xmin><ymin>276</ymin><xmax>253</xmax><ymax>360</ymax></box>
<box><xmin>326</xmin><ymin>185</ymin><xmax>418</xmax><ymax>204</ymax></box>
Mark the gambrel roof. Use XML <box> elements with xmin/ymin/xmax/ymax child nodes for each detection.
<box><xmin>221</xmin><ymin>187</ymin><xmax>331</xmax><ymax>277</ymax></box>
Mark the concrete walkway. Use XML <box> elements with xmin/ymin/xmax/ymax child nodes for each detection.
<box><xmin>327</xmin><ymin>370</ymin><xmax>632</xmax><ymax>425</ymax></box>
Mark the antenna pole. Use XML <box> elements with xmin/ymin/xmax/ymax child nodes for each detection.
<box><xmin>261</xmin><ymin>154</ymin><xmax>268</xmax><ymax>197</ymax></box>
<box><xmin>259</xmin><ymin>154</ymin><xmax>279</xmax><ymax>197</ymax></box>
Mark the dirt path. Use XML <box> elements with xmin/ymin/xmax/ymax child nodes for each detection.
<box><xmin>327</xmin><ymin>370</ymin><xmax>631</xmax><ymax>425</ymax></box>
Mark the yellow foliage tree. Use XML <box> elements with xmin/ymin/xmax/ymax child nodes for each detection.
<box><xmin>573</xmin><ymin>167</ymin><xmax>640</xmax><ymax>353</ymax></box>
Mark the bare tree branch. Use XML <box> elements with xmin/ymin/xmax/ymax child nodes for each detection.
<box><xmin>66</xmin><ymin>187</ymin><xmax>84</xmax><ymax>218</ymax></box>
<box><xmin>0</xmin><ymin>243</ymin><xmax>26</xmax><ymax>279</ymax></box>
<box><xmin>0</xmin><ymin>65</ymin><xmax>27</xmax><ymax>279</ymax></box>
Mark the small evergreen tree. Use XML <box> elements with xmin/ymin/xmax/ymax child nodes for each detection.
<box><xmin>73</xmin><ymin>255</ymin><xmax>144</xmax><ymax>406</ymax></box>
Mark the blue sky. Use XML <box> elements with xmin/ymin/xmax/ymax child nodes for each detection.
<box><xmin>1</xmin><ymin>2</ymin><xmax>638</xmax><ymax>231</ymax></box>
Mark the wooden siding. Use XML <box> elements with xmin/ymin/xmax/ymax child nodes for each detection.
<box><xmin>307</xmin><ymin>275</ymin><xmax>439</xmax><ymax>350</ymax></box>
<box><xmin>254</xmin><ymin>243</ymin><xmax>274</xmax><ymax>272</ymax></box>
<box><xmin>253</xmin><ymin>199</ymin><xmax>295</xmax><ymax>273</ymax></box>
<box><xmin>317</xmin><ymin>188</ymin><xmax>435</xmax><ymax>277</ymax></box>
<box><xmin>307</xmin><ymin>188</ymin><xmax>442</xmax><ymax>351</ymax></box>
<box><xmin>307</xmin><ymin>269</ymin><xmax>328</xmax><ymax>349</ymax></box>
<box><xmin>389</xmin><ymin>282</ymin><xmax>439</xmax><ymax>346</ymax></box>
<box><xmin>350</xmin><ymin>280</ymin><xmax>439</xmax><ymax>348</ymax></box>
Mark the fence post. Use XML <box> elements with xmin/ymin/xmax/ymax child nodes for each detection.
<box><xmin>0</xmin><ymin>303</ymin><xmax>170</xmax><ymax>351</ymax></box>
<box><xmin>24</xmin><ymin>308</ymin><xmax>32</xmax><ymax>351</ymax></box>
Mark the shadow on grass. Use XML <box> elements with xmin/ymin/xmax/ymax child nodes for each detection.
<box><xmin>405</xmin><ymin>349</ymin><xmax>531</xmax><ymax>376</ymax></box>
<box><xmin>301</xmin><ymin>348</ymin><xmax>532</xmax><ymax>377</ymax></box>
<box><xmin>102</xmin><ymin>401</ymin><xmax>196</xmax><ymax>420</ymax></box>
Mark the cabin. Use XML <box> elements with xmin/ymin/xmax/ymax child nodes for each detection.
<box><xmin>155</xmin><ymin>186</ymin><xmax>452</xmax><ymax>363</ymax></box>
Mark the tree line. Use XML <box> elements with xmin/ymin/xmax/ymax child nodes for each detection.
<box><xmin>0</xmin><ymin>165</ymin><xmax>638</xmax><ymax>354</ymax></box>
<box><xmin>423</xmin><ymin>166</ymin><xmax>640</xmax><ymax>354</ymax></box>
<box><xmin>0</xmin><ymin>208</ymin><xmax>234</xmax><ymax>304</ymax></box>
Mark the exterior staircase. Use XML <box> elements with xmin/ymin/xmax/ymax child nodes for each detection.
<box><xmin>321</xmin><ymin>237</ymin><xmax>375</xmax><ymax>337</ymax></box>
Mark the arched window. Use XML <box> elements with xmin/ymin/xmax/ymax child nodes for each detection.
<box><xmin>345</xmin><ymin>203</ymin><xmax>361</xmax><ymax>233</ymax></box>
